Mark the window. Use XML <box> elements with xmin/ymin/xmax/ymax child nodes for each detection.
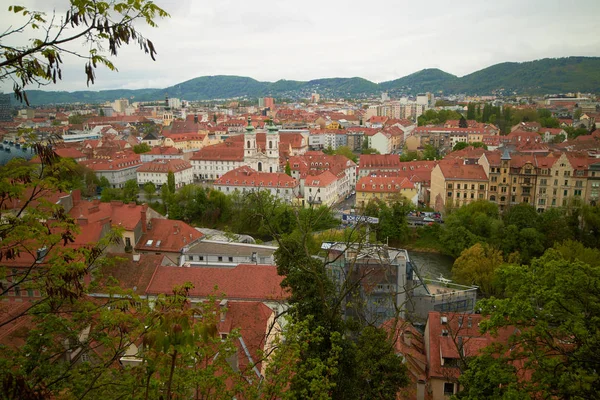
<box><xmin>447</xmin><ymin>192</ymin><xmax>452</xmax><ymax>198</ymax></box>
<box><xmin>564</xmin><ymin>190</ymin><xmax>568</xmax><ymax>196</ymax></box>
<box><xmin>479</xmin><ymin>184</ymin><xmax>485</xmax><ymax>190</ymax></box>
<box><xmin>501</xmin><ymin>187</ymin><xmax>507</xmax><ymax>193</ymax></box>
<box><xmin>471</xmin><ymin>184</ymin><xmax>475</xmax><ymax>190</ymax></box>
<box><xmin>491</xmin><ymin>176</ymin><xmax>498</xmax><ymax>182</ymax></box>
<box><xmin>513</xmin><ymin>177</ymin><xmax>517</xmax><ymax>184</ymax></box>
<box><xmin>490</xmin><ymin>186</ymin><xmax>497</xmax><ymax>191</ymax></box>
<box><xmin>470</xmin><ymin>193</ymin><xmax>475</xmax><ymax>199</ymax></box>
<box><xmin>444</xmin><ymin>383</ymin><xmax>455</xmax><ymax>396</ymax></box>
<box><xmin>575</xmin><ymin>190</ymin><xmax>582</xmax><ymax>196</ymax></box>
<box><xmin>540</xmin><ymin>178</ymin><xmax>547</xmax><ymax>186</ymax></box>
<box><xmin>564</xmin><ymin>180</ymin><xmax>569</xmax><ymax>186</ymax></box>
<box><xmin>218</xmin><ymin>256</ymin><xmax>223</xmax><ymax>262</ymax></box>
<box><xmin>199</xmin><ymin>256</ymin><xmax>204</xmax><ymax>261</ymax></box>
<box><xmin>447</xmin><ymin>183</ymin><xmax>453</xmax><ymax>189</ymax></box>
<box><xmin>228</xmin><ymin>257</ymin><xmax>233</xmax><ymax>262</ymax></box>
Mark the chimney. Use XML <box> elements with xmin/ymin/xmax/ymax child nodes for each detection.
<box><xmin>132</xmin><ymin>253</ymin><xmax>141</xmax><ymax>262</ymax></box>
<box><xmin>403</xmin><ymin>330</ymin><xmax>412</xmax><ymax>347</ymax></box>
<box><xmin>194</xmin><ymin>114</ymin><xmax>198</xmax><ymax>124</ymax></box>
<box><xmin>88</xmin><ymin>204</ymin><xmax>100</xmax><ymax>214</ymax></box>
<box><xmin>416</xmin><ymin>380</ymin><xmax>426</xmax><ymax>400</ymax></box>
<box><xmin>141</xmin><ymin>204</ymin><xmax>148</xmax><ymax>233</ymax></box>
<box><xmin>71</xmin><ymin>189</ymin><xmax>81</xmax><ymax>205</ymax></box>
<box><xmin>219</xmin><ymin>299</ymin><xmax>228</xmax><ymax>322</ymax></box>
<box><xmin>77</xmin><ymin>217</ymin><xmax>88</xmax><ymax>226</ymax></box>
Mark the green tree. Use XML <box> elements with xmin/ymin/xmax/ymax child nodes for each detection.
<box><xmin>466</xmin><ymin>103</ymin><xmax>476</xmax><ymax>120</ymax></box>
<box><xmin>167</xmin><ymin>171</ymin><xmax>176</xmax><ymax>194</ymax></box>
<box><xmin>143</xmin><ymin>181</ymin><xmax>157</xmax><ymax>201</ymax></box>
<box><xmin>455</xmin><ymin>354</ymin><xmax>529</xmax><ymax>400</ymax></box>
<box><xmin>1</xmin><ymin>0</ymin><xmax>169</xmax><ymax>104</ymax></box>
<box><xmin>472</xmin><ymin>248</ymin><xmax>600</xmax><ymax>399</ymax></box>
<box><xmin>452</xmin><ymin>243</ymin><xmax>504</xmax><ymax>297</ymax></box>
<box><xmin>122</xmin><ymin>179</ymin><xmax>139</xmax><ymax>203</ymax></box>
<box><xmin>453</xmin><ymin>142</ymin><xmax>469</xmax><ymax>152</ymax></box>
<box><xmin>98</xmin><ymin>175</ymin><xmax>111</xmax><ymax>190</ymax></box>
<box><xmin>68</xmin><ymin>114</ymin><xmax>84</xmax><ymax>124</ymax></box>
<box><xmin>334</xmin><ymin>145</ymin><xmax>358</xmax><ymax>163</ymax></box>
<box><xmin>400</xmin><ymin>150</ymin><xmax>421</xmax><ymax>162</ymax></box>
<box><xmin>502</xmin><ymin>203</ymin><xmax>538</xmax><ymax>230</ymax></box>
<box><xmin>133</xmin><ymin>142</ymin><xmax>152</xmax><ymax>154</ymax></box>
<box><xmin>421</xmin><ymin>144</ymin><xmax>438</xmax><ymax>160</ymax></box>
<box><xmin>285</xmin><ymin>160</ymin><xmax>292</xmax><ymax>176</ymax></box>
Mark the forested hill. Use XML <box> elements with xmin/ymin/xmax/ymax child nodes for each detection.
<box><xmin>17</xmin><ymin>57</ymin><xmax>600</xmax><ymax>105</ymax></box>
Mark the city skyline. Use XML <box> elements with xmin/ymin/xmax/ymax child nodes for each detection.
<box><xmin>1</xmin><ymin>0</ymin><xmax>600</xmax><ymax>93</ymax></box>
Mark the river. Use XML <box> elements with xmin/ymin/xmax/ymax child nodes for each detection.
<box><xmin>408</xmin><ymin>251</ymin><xmax>454</xmax><ymax>280</ymax></box>
<box><xmin>0</xmin><ymin>143</ymin><xmax>35</xmax><ymax>165</ymax></box>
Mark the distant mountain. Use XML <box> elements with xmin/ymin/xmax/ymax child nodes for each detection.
<box><xmin>17</xmin><ymin>57</ymin><xmax>600</xmax><ymax>105</ymax></box>
<box><xmin>451</xmin><ymin>57</ymin><xmax>600</xmax><ymax>94</ymax></box>
<box><xmin>379</xmin><ymin>68</ymin><xmax>458</xmax><ymax>94</ymax></box>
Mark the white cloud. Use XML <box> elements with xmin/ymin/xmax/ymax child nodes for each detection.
<box><xmin>1</xmin><ymin>0</ymin><xmax>600</xmax><ymax>93</ymax></box>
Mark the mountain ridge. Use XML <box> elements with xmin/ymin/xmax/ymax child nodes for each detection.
<box><xmin>17</xmin><ymin>57</ymin><xmax>600</xmax><ymax>105</ymax></box>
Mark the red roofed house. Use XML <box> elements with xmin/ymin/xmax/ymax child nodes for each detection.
<box><xmin>214</xmin><ymin>166</ymin><xmax>300</xmax><ymax>204</ymax></box>
<box><xmin>68</xmin><ymin>194</ymin><xmax>163</xmax><ymax>252</ymax></box>
<box><xmin>358</xmin><ymin>154</ymin><xmax>402</xmax><ymax>178</ymax></box>
<box><xmin>540</xmin><ymin>128</ymin><xmax>567</xmax><ymax>143</ymax></box>
<box><xmin>356</xmin><ymin>176</ymin><xmax>418</xmax><ymax>207</ymax></box>
<box><xmin>288</xmin><ymin>151</ymin><xmax>357</xmax><ymax>203</ymax></box>
<box><xmin>430</xmin><ymin>162</ymin><xmax>489</xmax><ymax>211</ymax></box>
<box><xmin>135</xmin><ymin>218</ymin><xmax>203</xmax><ymax>264</ymax></box>
<box><xmin>136</xmin><ymin>159</ymin><xmax>193</xmax><ymax>189</ymax></box>
<box><xmin>424</xmin><ymin>311</ymin><xmax>514</xmax><ymax>399</ymax></box>
<box><xmin>79</xmin><ymin>152</ymin><xmax>142</xmax><ymax>189</ymax></box>
<box><xmin>140</xmin><ymin>146</ymin><xmax>186</xmax><ymax>162</ymax></box>
<box><xmin>304</xmin><ymin>170</ymin><xmax>339</xmax><ymax>207</ymax></box>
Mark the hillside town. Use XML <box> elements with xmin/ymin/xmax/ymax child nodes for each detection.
<box><xmin>1</xmin><ymin>89</ymin><xmax>599</xmax><ymax>399</ymax></box>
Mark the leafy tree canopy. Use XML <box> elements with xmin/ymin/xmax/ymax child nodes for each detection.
<box><xmin>1</xmin><ymin>0</ymin><xmax>169</xmax><ymax>104</ymax></box>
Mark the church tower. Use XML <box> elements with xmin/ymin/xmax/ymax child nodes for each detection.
<box><xmin>265</xmin><ymin>118</ymin><xmax>280</xmax><ymax>173</ymax></box>
<box><xmin>244</xmin><ymin>116</ymin><xmax>257</xmax><ymax>158</ymax></box>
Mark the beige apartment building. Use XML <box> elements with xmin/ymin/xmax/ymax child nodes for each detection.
<box><xmin>479</xmin><ymin>150</ymin><xmax>593</xmax><ymax>212</ymax></box>
<box><xmin>430</xmin><ymin>161</ymin><xmax>488</xmax><ymax>211</ymax></box>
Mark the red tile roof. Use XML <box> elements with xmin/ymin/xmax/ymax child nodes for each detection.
<box><xmin>69</xmin><ymin>200</ymin><xmax>148</xmax><ymax>231</ymax></box>
<box><xmin>135</xmin><ymin>219</ymin><xmax>203</xmax><ymax>253</ymax></box>
<box><xmin>437</xmin><ymin>162</ymin><xmax>488</xmax><ymax>181</ymax></box>
<box><xmin>146</xmin><ymin>146</ymin><xmax>183</xmax><ymax>156</ymax></box>
<box><xmin>357</xmin><ymin>176</ymin><xmax>414</xmax><ymax>192</ymax></box>
<box><xmin>215</xmin><ymin>166</ymin><xmax>298</xmax><ymax>188</ymax></box>
<box><xmin>144</xmin><ymin>264</ymin><xmax>286</xmax><ymax>301</ymax></box>
<box><xmin>304</xmin><ymin>170</ymin><xmax>338</xmax><ymax>187</ymax></box>
<box><xmin>79</xmin><ymin>153</ymin><xmax>142</xmax><ymax>171</ymax></box>
<box><xmin>359</xmin><ymin>154</ymin><xmax>401</xmax><ymax>169</ymax></box>
<box><xmin>426</xmin><ymin>311</ymin><xmax>514</xmax><ymax>380</ymax></box>
<box><xmin>137</xmin><ymin>159</ymin><xmax>192</xmax><ymax>173</ymax></box>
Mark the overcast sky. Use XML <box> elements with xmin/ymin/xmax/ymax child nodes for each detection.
<box><xmin>2</xmin><ymin>0</ymin><xmax>600</xmax><ymax>93</ymax></box>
